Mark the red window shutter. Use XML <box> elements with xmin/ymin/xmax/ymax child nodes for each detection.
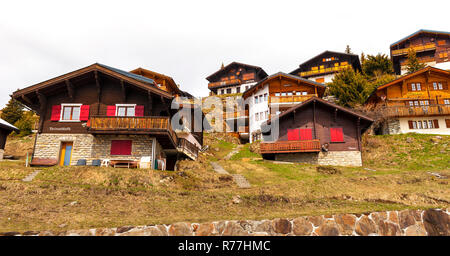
<box><xmin>330</xmin><ymin>127</ymin><xmax>344</xmax><ymax>142</ymax></box>
<box><xmin>300</xmin><ymin>128</ymin><xmax>313</xmax><ymax>140</ymax></box>
<box><xmin>445</xmin><ymin>119</ymin><xmax>450</xmax><ymax>128</ymax></box>
<box><xmin>51</xmin><ymin>105</ymin><xmax>62</xmax><ymax>121</ymax></box>
<box><xmin>408</xmin><ymin>121</ymin><xmax>414</xmax><ymax>129</ymax></box>
<box><xmin>79</xmin><ymin>105</ymin><xmax>90</xmax><ymax>121</ymax></box>
<box><xmin>135</xmin><ymin>105</ymin><xmax>144</xmax><ymax>117</ymax></box>
<box><xmin>287</xmin><ymin>129</ymin><xmax>300</xmax><ymax>141</ymax></box>
<box><xmin>433</xmin><ymin>119</ymin><xmax>439</xmax><ymax>128</ymax></box>
<box><xmin>111</xmin><ymin>140</ymin><xmax>132</xmax><ymax>155</ymax></box>
<box><xmin>106</xmin><ymin>105</ymin><xmax>116</xmax><ymax>116</ymax></box>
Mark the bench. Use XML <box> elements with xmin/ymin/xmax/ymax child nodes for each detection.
<box><xmin>109</xmin><ymin>160</ymin><xmax>138</xmax><ymax>168</ymax></box>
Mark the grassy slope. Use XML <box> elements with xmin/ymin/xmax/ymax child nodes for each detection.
<box><xmin>0</xmin><ymin>133</ymin><xmax>449</xmax><ymax>232</ymax></box>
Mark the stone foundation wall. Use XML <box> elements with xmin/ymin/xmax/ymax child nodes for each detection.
<box><xmin>33</xmin><ymin>133</ymin><xmax>154</xmax><ymax>165</ymax></box>
<box><xmin>275</xmin><ymin>151</ymin><xmax>362</xmax><ymax>167</ymax></box>
<box><xmin>382</xmin><ymin>118</ymin><xmax>400</xmax><ymax>135</ymax></box>
<box><xmin>2</xmin><ymin>208</ymin><xmax>448</xmax><ymax>236</ymax></box>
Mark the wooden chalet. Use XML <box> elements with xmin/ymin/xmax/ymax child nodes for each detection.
<box><xmin>289</xmin><ymin>51</ymin><xmax>362</xmax><ymax>84</ymax></box>
<box><xmin>242</xmin><ymin>72</ymin><xmax>326</xmax><ymax>142</ymax></box>
<box><xmin>0</xmin><ymin>119</ymin><xmax>19</xmax><ymax>159</ymax></box>
<box><xmin>12</xmin><ymin>63</ymin><xmax>202</xmax><ymax>169</ymax></box>
<box><xmin>206</xmin><ymin>62</ymin><xmax>268</xmax><ymax>96</ymax></box>
<box><xmin>390</xmin><ymin>29</ymin><xmax>450</xmax><ymax>75</ymax></box>
<box><xmin>367</xmin><ymin>66</ymin><xmax>450</xmax><ymax>135</ymax></box>
<box><xmin>260</xmin><ymin>97</ymin><xmax>373</xmax><ymax>166</ymax></box>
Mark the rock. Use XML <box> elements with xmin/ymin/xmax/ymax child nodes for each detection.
<box><xmin>95</xmin><ymin>228</ymin><xmax>116</xmax><ymax>236</ymax></box>
<box><xmin>315</xmin><ymin>219</ymin><xmax>340</xmax><ymax>236</ymax></box>
<box><xmin>370</xmin><ymin>212</ymin><xmax>387</xmax><ymax>223</ymax></box>
<box><xmin>292</xmin><ymin>217</ymin><xmax>313</xmax><ymax>236</ymax></box>
<box><xmin>116</xmin><ymin>226</ymin><xmax>134</xmax><ymax>234</ymax></box>
<box><xmin>38</xmin><ymin>231</ymin><xmax>55</xmax><ymax>236</ymax></box>
<box><xmin>232</xmin><ymin>195</ymin><xmax>241</xmax><ymax>204</ymax></box>
<box><xmin>406</xmin><ymin>137</ymin><xmax>413</xmax><ymax>143</ymax></box>
<box><xmin>0</xmin><ymin>232</ymin><xmax>20</xmax><ymax>236</ymax></box>
<box><xmin>119</xmin><ymin>226</ymin><xmax>167</xmax><ymax>236</ymax></box>
<box><xmin>58</xmin><ymin>223</ymin><xmax>67</xmax><ymax>228</ymax></box>
<box><xmin>335</xmin><ymin>214</ymin><xmax>356</xmax><ymax>235</ymax></box>
<box><xmin>69</xmin><ymin>201</ymin><xmax>78</xmax><ymax>206</ymax></box>
<box><xmin>388</xmin><ymin>211</ymin><xmax>399</xmax><ymax>224</ymax></box>
<box><xmin>307</xmin><ymin>216</ymin><xmax>324</xmax><ymax>227</ymax></box>
<box><xmin>251</xmin><ymin>220</ymin><xmax>274</xmax><ymax>234</ymax></box>
<box><xmin>168</xmin><ymin>222</ymin><xmax>193</xmax><ymax>236</ymax></box>
<box><xmin>316</xmin><ymin>166</ymin><xmax>341</xmax><ymax>175</ymax></box>
<box><xmin>222</xmin><ymin>221</ymin><xmax>249</xmax><ymax>236</ymax></box>
<box><xmin>355</xmin><ymin>215</ymin><xmax>377</xmax><ymax>236</ymax></box>
<box><xmin>271</xmin><ymin>218</ymin><xmax>292</xmax><ymax>234</ymax></box>
<box><xmin>423</xmin><ymin>209</ymin><xmax>450</xmax><ymax>236</ymax></box>
<box><xmin>22</xmin><ymin>231</ymin><xmax>40</xmax><ymax>236</ymax></box>
<box><xmin>399</xmin><ymin>210</ymin><xmax>416</xmax><ymax>229</ymax></box>
<box><xmin>377</xmin><ymin>220</ymin><xmax>401</xmax><ymax>236</ymax></box>
<box><xmin>213</xmin><ymin>221</ymin><xmax>227</xmax><ymax>235</ymax></box>
<box><xmin>195</xmin><ymin>223</ymin><xmax>216</xmax><ymax>236</ymax></box>
<box><xmin>404</xmin><ymin>224</ymin><xmax>427</xmax><ymax>236</ymax></box>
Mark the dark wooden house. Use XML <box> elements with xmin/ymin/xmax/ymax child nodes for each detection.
<box><xmin>12</xmin><ymin>63</ymin><xmax>202</xmax><ymax>170</ymax></box>
<box><xmin>0</xmin><ymin>118</ymin><xmax>19</xmax><ymax>159</ymax></box>
<box><xmin>260</xmin><ymin>97</ymin><xmax>373</xmax><ymax>166</ymax></box>
<box><xmin>289</xmin><ymin>51</ymin><xmax>362</xmax><ymax>84</ymax></box>
<box><xmin>206</xmin><ymin>62</ymin><xmax>268</xmax><ymax>96</ymax></box>
<box><xmin>390</xmin><ymin>29</ymin><xmax>450</xmax><ymax>75</ymax></box>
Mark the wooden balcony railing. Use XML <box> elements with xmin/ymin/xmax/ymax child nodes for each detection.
<box><xmin>391</xmin><ymin>43</ymin><xmax>436</xmax><ymax>56</ymax></box>
<box><xmin>270</xmin><ymin>94</ymin><xmax>317</xmax><ymax>104</ymax></box>
<box><xmin>88</xmin><ymin>116</ymin><xmax>178</xmax><ymax>145</ymax></box>
<box><xmin>260</xmin><ymin>140</ymin><xmax>321</xmax><ymax>154</ymax></box>
<box><xmin>223</xmin><ymin>109</ymin><xmax>249</xmax><ymax>119</ymax></box>
<box><xmin>208</xmin><ymin>79</ymin><xmax>241</xmax><ymax>89</ymax></box>
<box><xmin>177</xmin><ymin>138</ymin><xmax>199</xmax><ymax>159</ymax></box>
<box><xmin>400</xmin><ymin>56</ymin><xmax>436</xmax><ymax>66</ymax></box>
<box><xmin>299</xmin><ymin>65</ymin><xmax>351</xmax><ymax>77</ymax></box>
<box><xmin>382</xmin><ymin>105</ymin><xmax>450</xmax><ymax>117</ymax></box>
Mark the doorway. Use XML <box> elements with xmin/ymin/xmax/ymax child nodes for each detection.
<box><xmin>59</xmin><ymin>142</ymin><xmax>73</xmax><ymax>166</ymax></box>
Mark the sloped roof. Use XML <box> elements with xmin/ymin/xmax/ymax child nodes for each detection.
<box><xmin>263</xmin><ymin>97</ymin><xmax>373</xmax><ymax>132</ymax></box>
<box><xmin>242</xmin><ymin>72</ymin><xmax>326</xmax><ymax>99</ymax></box>
<box><xmin>376</xmin><ymin>66</ymin><xmax>449</xmax><ymax>90</ymax></box>
<box><xmin>390</xmin><ymin>29</ymin><xmax>450</xmax><ymax>47</ymax></box>
<box><xmin>0</xmin><ymin>118</ymin><xmax>18</xmax><ymax>131</ymax></box>
<box><xmin>206</xmin><ymin>61</ymin><xmax>268</xmax><ymax>82</ymax></box>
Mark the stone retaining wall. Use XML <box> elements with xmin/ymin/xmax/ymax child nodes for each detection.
<box><xmin>2</xmin><ymin>208</ymin><xmax>448</xmax><ymax>236</ymax></box>
<box><xmin>275</xmin><ymin>151</ymin><xmax>362</xmax><ymax>167</ymax></box>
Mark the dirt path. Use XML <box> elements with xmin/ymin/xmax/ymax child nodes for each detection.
<box><xmin>224</xmin><ymin>145</ymin><xmax>243</xmax><ymax>160</ymax></box>
<box><xmin>210</xmin><ymin>160</ymin><xmax>251</xmax><ymax>189</ymax></box>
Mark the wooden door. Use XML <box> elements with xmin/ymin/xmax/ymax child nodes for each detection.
<box><xmin>59</xmin><ymin>142</ymin><xmax>73</xmax><ymax>166</ymax></box>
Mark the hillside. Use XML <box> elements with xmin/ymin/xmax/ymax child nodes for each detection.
<box><xmin>0</xmin><ymin>133</ymin><xmax>448</xmax><ymax>232</ymax></box>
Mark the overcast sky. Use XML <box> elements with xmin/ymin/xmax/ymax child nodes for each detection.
<box><xmin>0</xmin><ymin>0</ymin><xmax>448</xmax><ymax>108</ymax></box>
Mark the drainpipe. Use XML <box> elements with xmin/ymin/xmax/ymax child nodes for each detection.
<box><xmin>151</xmin><ymin>137</ymin><xmax>156</xmax><ymax>170</ymax></box>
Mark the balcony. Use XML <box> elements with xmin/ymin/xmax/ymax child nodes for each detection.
<box><xmin>391</xmin><ymin>43</ymin><xmax>436</xmax><ymax>56</ymax></box>
<box><xmin>177</xmin><ymin>138</ymin><xmax>199</xmax><ymax>160</ymax></box>
<box><xmin>88</xmin><ymin>116</ymin><xmax>178</xmax><ymax>146</ymax></box>
<box><xmin>223</xmin><ymin>109</ymin><xmax>249</xmax><ymax>119</ymax></box>
<box><xmin>382</xmin><ymin>105</ymin><xmax>450</xmax><ymax>117</ymax></box>
<box><xmin>299</xmin><ymin>65</ymin><xmax>351</xmax><ymax>77</ymax></box>
<box><xmin>270</xmin><ymin>94</ymin><xmax>317</xmax><ymax>104</ymax></box>
<box><xmin>260</xmin><ymin>140</ymin><xmax>321</xmax><ymax>154</ymax></box>
<box><xmin>208</xmin><ymin>79</ymin><xmax>241</xmax><ymax>89</ymax></box>
<box><xmin>400</xmin><ymin>56</ymin><xmax>435</xmax><ymax>66</ymax></box>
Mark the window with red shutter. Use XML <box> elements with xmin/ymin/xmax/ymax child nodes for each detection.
<box><xmin>110</xmin><ymin>140</ymin><xmax>132</xmax><ymax>155</ymax></box>
<box><xmin>79</xmin><ymin>105</ymin><xmax>90</xmax><ymax>121</ymax></box>
<box><xmin>287</xmin><ymin>129</ymin><xmax>300</xmax><ymax>141</ymax></box>
<box><xmin>106</xmin><ymin>106</ymin><xmax>116</xmax><ymax>116</ymax></box>
<box><xmin>51</xmin><ymin>105</ymin><xmax>62</xmax><ymax>121</ymax></box>
<box><xmin>330</xmin><ymin>127</ymin><xmax>344</xmax><ymax>142</ymax></box>
<box><xmin>135</xmin><ymin>105</ymin><xmax>144</xmax><ymax>117</ymax></box>
<box><xmin>299</xmin><ymin>128</ymin><xmax>313</xmax><ymax>140</ymax></box>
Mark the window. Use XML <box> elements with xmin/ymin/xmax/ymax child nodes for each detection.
<box><xmin>444</xmin><ymin>99</ymin><xmax>450</xmax><ymax>105</ymax></box>
<box><xmin>110</xmin><ymin>140</ymin><xmax>132</xmax><ymax>155</ymax></box>
<box><xmin>330</xmin><ymin>127</ymin><xmax>344</xmax><ymax>142</ymax></box>
<box><xmin>255</xmin><ymin>96</ymin><xmax>259</xmax><ymax>104</ymax></box>
<box><xmin>408</xmin><ymin>120</ymin><xmax>438</xmax><ymax>129</ymax></box>
<box><xmin>264</xmin><ymin>93</ymin><xmax>268</xmax><ymax>101</ymax></box>
<box><xmin>275</xmin><ymin>93</ymin><xmax>280</xmax><ymax>96</ymax></box>
<box><xmin>410</xmin><ymin>83</ymin><xmax>422</xmax><ymax>91</ymax></box>
<box><xmin>236</xmin><ymin>87</ymin><xmax>240</xmax><ymax>93</ymax></box>
<box><xmin>281</xmin><ymin>92</ymin><xmax>287</xmax><ymax>96</ymax></box>
<box><xmin>411</xmin><ymin>83</ymin><xmax>416</xmax><ymax>91</ymax></box>
<box><xmin>259</xmin><ymin>95</ymin><xmax>263</xmax><ymax>102</ymax></box>
<box><xmin>295</xmin><ymin>92</ymin><xmax>301</xmax><ymax>95</ymax></box>
<box><xmin>226</xmin><ymin>88</ymin><xmax>232</xmax><ymax>94</ymax></box>
<box><xmin>284</xmin><ymin>84</ymin><xmax>292</xmax><ymax>87</ymax></box>
<box><xmin>61</xmin><ymin>104</ymin><xmax>82</xmax><ymax>121</ymax></box>
<box><xmin>287</xmin><ymin>92</ymin><xmax>293</xmax><ymax>96</ymax></box>
<box><xmin>221</xmin><ymin>89</ymin><xmax>225</xmax><ymax>95</ymax></box>
<box><xmin>265</xmin><ymin>111</ymin><xmax>269</xmax><ymax>119</ymax></box>
<box><xmin>302</xmin><ymin>92</ymin><xmax>307</xmax><ymax>95</ymax></box>
<box><xmin>116</xmin><ymin>104</ymin><xmax>135</xmax><ymax>117</ymax></box>
<box><xmin>255</xmin><ymin>113</ymin><xmax>259</xmax><ymax>121</ymax></box>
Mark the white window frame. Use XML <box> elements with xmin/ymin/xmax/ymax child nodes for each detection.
<box><xmin>59</xmin><ymin>103</ymin><xmax>82</xmax><ymax>122</ymax></box>
<box><xmin>115</xmin><ymin>104</ymin><xmax>136</xmax><ymax>117</ymax></box>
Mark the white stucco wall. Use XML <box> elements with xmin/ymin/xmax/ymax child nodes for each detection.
<box><xmin>307</xmin><ymin>73</ymin><xmax>335</xmax><ymax>84</ymax></box>
<box><xmin>398</xmin><ymin>116</ymin><xmax>450</xmax><ymax>135</ymax></box>
<box><xmin>248</xmin><ymin>84</ymin><xmax>269</xmax><ymax>142</ymax></box>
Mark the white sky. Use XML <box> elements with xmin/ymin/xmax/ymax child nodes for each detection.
<box><xmin>0</xmin><ymin>0</ymin><xmax>448</xmax><ymax>108</ymax></box>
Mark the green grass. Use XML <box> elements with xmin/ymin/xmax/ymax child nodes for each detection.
<box><xmin>230</xmin><ymin>143</ymin><xmax>260</xmax><ymax>160</ymax></box>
